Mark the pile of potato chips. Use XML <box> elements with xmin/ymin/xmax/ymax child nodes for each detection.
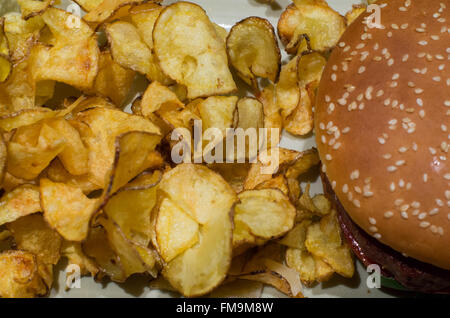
<box><xmin>0</xmin><ymin>0</ymin><xmax>367</xmax><ymax>298</ymax></box>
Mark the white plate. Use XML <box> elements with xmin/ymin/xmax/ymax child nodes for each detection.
<box><xmin>3</xmin><ymin>0</ymin><xmax>401</xmax><ymax>298</ymax></box>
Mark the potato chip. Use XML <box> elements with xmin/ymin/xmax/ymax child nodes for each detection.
<box><xmin>207</xmin><ymin>162</ymin><xmax>250</xmax><ymax>194</ymax></box>
<box><xmin>40</xmin><ymin>178</ymin><xmax>99</xmax><ymax>241</ymax></box>
<box><xmin>255</xmin><ymin>175</ymin><xmax>290</xmax><ymax>196</ymax></box>
<box><xmin>30</xmin><ymin>8</ymin><xmax>99</xmax><ymax>90</ymax></box>
<box><xmin>141</xmin><ymin>81</ymin><xmax>184</xmax><ymax>117</ymax></box>
<box><xmin>278</xmin><ymin>220</ymin><xmax>312</xmax><ymax>249</ymax></box>
<box><xmin>227</xmin><ymin>17</ymin><xmax>280</xmax><ymax>87</ymax></box>
<box><xmin>104</xmin><ymin>170</ymin><xmax>160</xmax><ymax>246</ymax></box>
<box><xmin>198</xmin><ymin>96</ymin><xmax>238</xmax><ymax>135</ymax></box>
<box><xmin>284</xmin><ymin>86</ymin><xmax>313</xmax><ymax>136</ymax></box>
<box><xmin>278</xmin><ymin>0</ymin><xmax>346</xmax><ymax>54</ymax></box>
<box><xmin>0</xmin><ymin>56</ymin><xmax>11</xmax><ymax>83</ymax></box>
<box><xmin>155</xmin><ymin>197</ymin><xmax>199</xmax><ymax>263</ymax></box>
<box><xmin>7</xmin><ymin>122</ymin><xmax>65</xmax><ymax>180</ymax></box>
<box><xmin>297</xmin><ymin>51</ymin><xmax>326</xmax><ymax>88</ymax></box>
<box><xmin>0</xmin><ymin>134</ymin><xmax>6</xmax><ymax>183</ymax></box>
<box><xmin>82</xmin><ymin>225</ymin><xmax>126</xmax><ymax>282</ymax></box>
<box><xmin>158</xmin><ymin>164</ymin><xmax>236</xmax><ymax>296</ymax></box>
<box><xmin>89</xmin><ymin>50</ymin><xmax>136</xmax><ymax>106</ymax></box>
<box><xmin>276</xmin><ymin>57</ymin><xmax>300</xmax><ymax>119</ymax></box>
<box><xmin>99</xmin><ymin>217</ymin><xmax>149</xmax><ymax>279</ymax></box>
<box><xmin>104</xmin><ymin>131</ymin><xmax>162</xmax><ymax>197</ymax></box>
<box><xmin>209</xmin><ymin>279</ymin><xmax>263</xmax><ymax>298</ymax></box>
<box><xmin>76</xmin><ymin>107</ymin><xmax>160</xmax><ymax>187</ymax></box>
<box><xmin>345</xmin><ymin>4</ymin><xmax>366</xmax><ymax>25</ymax></box>
<box><xmin>17</xmin><ymin>0</ymin><xmax>55</xmax><ymax>20</ymax></box>
<box><xmin>61</xmin><ymin>240</ymin><xmax>99</xmax><ymax>277</ymax></box>
<box><xmin>153</xmin><ymin>2</ymin><xmax>237</xmax><ymax>99</ymax></box>
<box><xmin>7</xmin><ymin>213</ymin><xmax>61</xmax><ymax>265</ymax></box>
<box><xmin>105</xmin><ymin>20</ymin><xmax>168</xmax><ymax>84</ymax></box>
<box><xmin>129</xmin><ymin>3</ymin><xmax>162</xmax><ymax>49</ymax></box>
<box><xmin>83</xmin><ymin>0</ymin><xmax>153</xmax><ymax>25</ymax></box>
<box><xmin>0</xmin><ymin>250</ymin><xmax>47</xmax><ymax>298</ymax></box>
<box><xmin>305</xmin><ymin>210</ymin><xmax>354</xmax><ymax>278</ymax></box>
<box><xmin>235</xmin><ymin>189</ymin><xmax>296</xmax><ymax>239</ymax></box>
<box><xmin>73</xmin><ymin>0</ymin><xmax>104</xmax><ymax>12</ymax></box>
<box><xmin>236</xmin><ymin>97</ymin><xmax>264</xmax><ymax>131</ymax></box>
<box><xmin>284</xmin><ymin>147</ymin><xmax>320</xmax><ymax>179</ymax></box>
<box><xmin>0</xmin><ymin>184</ymin><xmax>41</xmax><ymax>226</ymax></box>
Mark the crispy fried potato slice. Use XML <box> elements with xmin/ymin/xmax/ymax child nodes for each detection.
<box><xmin>198</xmin><ymin>96</ymin><xmax>238</xmax><ymax>134</ymax></box>
<box><xmin>76</xmin><ymin>107</ymin><xmax>160</xmax><ymax>187</ymax></box>
<box><xmin>237</xmin><ymin>97</ymin><xmax>264</xmax><ymax>131</ymax></box>
<box><xmin>297</xmin><ymin>51</ymin><xmax>326</xmax><ymax>88</ymax></box>
<box><xmin>7</xmin><ymin>213</ymin><xmax>61</xmax><ymax>265</ymax></box>
<box><xmin>73</xmin><ymin>0</ymin><xmax>104</xmax><ymax>12</ymax></box>
<box><xmin>61</xmin><ymin>240</ymin><xmax>99</xmax><ymax>277</ymax></box>
<box><xmin>305</xmin><ymin>210</ymin><xmax>354</xmax><ymax>278</ymax></box>
<box><xmin>209</xmin><ymin>279</ymin><xmax>263</xmax><ymax>298</ymax></box>
<box><xmin>105</xmin><ymin>131</ymin><xmax>162</xmax><ymax>196</ymax></box>
<box><xmin>235</xmin><ymin>189</ymin><xmax>296</xmax><ymax>239</ymax></box>
<box><xmin>158</xmin><ymin>164</ymin><xmax>236</xmax><ymax>296</ymax></box>
<box><xmin>227</xmin><ymin>17</ymin><xmax>280</xmax><ymax>86</ymax></box>
<box><xmin>254</xmin><ymin>175</ymin><xmax>289</xmax><ymax>197</ymax></box>
<box><xmin>88</xmin><ymin>50</ymin><xmax>136</xmax><ymax>106</ymax></box>
<box><xmin>17</xmin><ymin>0</ymin><xmax>55</xmax><ymax>20</ymax></box>
<box><xmin>155</xmin><ymin>197</ymin><xmax>199</xmax><ymax>263</ymax></box>
<box><xmin>153</xmin><ymin>2</ymin><xmax>236</xmax><ymax>99</ymax></box>
<box><xmin>129</xmin><ymin>3</ymin><xmax>162</xmax><ymax>50</ymax></box>
<box><xmin>0</xmin><ymin>250</ymin><xmax>47</xmax><ymax>298</ymax></box>
<box><xmin>30</xmin><ymin>8</ymin><xmax>99</xmax><ymax>90</ymax></box>
<box><xmin>345</xmin><ymin>4</ymin><xmax>366</xmax><ymax>25</ymax></box>
<box><xmin>0</xmin><ymin>134</ymin><xmax>6</xmax><ymax>184</ymax></box>
<box><xmin>0</xmin><ymin>55</ymin><xmax>11</xmax><ymax>83</ymax></box>
<box><xmin>40</xmin><ymin>179</ymin><xmax>99</xmax><ymax>241</ymax></box>
<box><xmin>278</xmin><ymin>220</ymin><xmax>312</xmax><ymax>249</ymax></box>
<box><xmin>207</xmin><ymin>162</ymin><xmax>250</xmax><ymax>194</ymax></box>
<box><xmin>276</xmin><ymin>57</ymin><xmax>300</xmax><ymax>119</ymax></box>
<box><xmin>104</xmin><ymin>170</ymin><xmax>160</xmax><ymax>246</ymax></box>
<box><xmin>284</xmin><ymin>147</ymin><xmax>320</xmax><ymax>179</ymax></box>
<box><xmin>0</xmin><ymin>185</ymin><xmax>41</xmax><ymax>226</ymax></box>
<box><xmin>82</xmin><ymin>225</ymin><xmax>126</xmax><ymax>282</ymax></box>
<box><xmin>141</xmin><ymin>81</ymin><xmax>184</xmax><ymax>116</ymax></box>
<box><xmin>284</xmin><ymin>86</ymin><xmax>314</xmax><ymax>136</ymax></box>
<box><xmin>83</xmin><ymin>0</ymin><xmax>152</xmax><ymax>25</ymax></box>
<box><xmin>278</xmin><ymin>0</ymin><xmax>346</xmax><ymax>54</ymax></box>
<box><xmin>99</xmin><ymin>217</ymin><xmax>149</xmax><ymax>279</ymax></box>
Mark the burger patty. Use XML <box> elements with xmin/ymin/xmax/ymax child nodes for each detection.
<box><xmin>321</xmin><ymin>172</ymin><xmax>450</xmax><ymax>294</ymax></box>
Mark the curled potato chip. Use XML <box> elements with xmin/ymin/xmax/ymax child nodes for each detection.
<box><xmin>82</xmin><ymin>225</ymin><xmax>126</xmax><ymax>282</ymax></box>
<box><xmin>155</xmin><ymin>197</ymin><xmax>199</xmax><ymax>263</ymax></box>
<box><xmin>276</xmin><ymin>57</ymin><xmax>300</xmax><ymax>119</ymax></box>
<box><xmin>157</xmin><ymin>164</ymin><xmax>236</xmax><ymax>296</ymax></box>
<box><xmin>285</xmin><ymin>247</ymin><xmax>333</xmax><ymax>285</ymax></box>
<box><xmin>236</xmin><ymin>97</ymin><xmax>264</xmax><ymax>131</ymax></box>
<box><xmin>284</xmin><ymin>86</ymin><xmax>314</xmax><ymax>136</ymax></box>
<box><xmin>7</xmin><ymin>122</ymin><xmax>65</xmax><ymax>180</ymax></box>
<box><xmin>254</xmin><ymin>175</ymin><xmax>289</xmax><ymax>197</ymax></box>
<box><xmin>305</xmin><ymin>210</ymin><xmax>354</xmax><ymax>278</ymax></box>
<box><xmin>278</xmin><ymin>220</ymin><xmax>312</xmax><ymax>249</ymax></box>
<box><xmin>153</xmin><ymin>2</ymin><xmax>237</xmax><ymax>99</ymax></box>
<box><xmin>89</xmin><ymin>50</ymin><xmax>136</xmax><ymax>106</ymax></box>
<box><xmin>278</xmin><ymin>0</ymin><xmax>346</xmax><ymax>54</ymax></box>
<box><xmin>40</xmin><ymin>178</ymin><xmax>99</xmax><ymax>241</ymax></box>
<box><xmin>0</xmin><ymin>184</ymin><xmax>41</xmax><ymax>226</ymax></box>
<box><xmin>30</xmin><ymin>8</ymin><xmax>99</xmax><ymax>90</ymax></box>
<box><xmin>83</xmin><ymin>0</ymin><xmax>152</xmax><ymax>25</ymax></box>
<box><xmin>235</xmin><ymin>189</ymin><xmax>296</xmax><ymax>240</ymax></box>
<box><xmin>198</xmin><ymin>96</ymin><xmax>238</xmax><ymax>134</ymax></box>
<box><xmin>76</xmin><ymin>107</ymin><xmax>160</xmax><ymax>187</ymax></box>
<box><xmin>73</xmin><ymin>0</ymin><xmax>104</xmax><ymax>12</ymax></box>
<box><xmin>141</xmin><ymin>81</ymin><xmax>184</xmax><ymax>117</ymax></box>
<box><xmin>17</xmin><ymin>0</ymin><xmax>55</xmax><ymax>20</ymax></box>
<box><xmin>7</xmin><ymin>213</ymin><xmax>62</xmax><ymax>265</ymax></box>
<box><xmin>129</xmin><ymin>2</ymin><xmax>162</xmax><ymax>48</ymax></box>
<box><xmin>0</xmin><ymin>56</ymin><xmax>11</xmax><ymax>83</ymax></box>
<box><xmin>227</xmin><ymin>17</ymin><xmax>281</xmax><ymax>87</ymax></box>
<box><xmin>0</xmin><ymin>250</ymin><xmax>47</xmax><ymax>298</ymax></box>
<box><xmin>104</xmin><ymin>170</ymin><xmax>160</xmax><ymax>246</ymax></box>
<box><xmin>207</xmin><ymin>162</ymin><xmax>250</xmax><ymax>194</ymax></box>
<box><xmin>61</xmin><ymin>240</ymin><xmax>99</xmax><ymax>277</ymax></box>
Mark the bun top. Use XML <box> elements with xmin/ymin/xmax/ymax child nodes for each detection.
<box><xmin>315</xmin><ymin>0</ymin><xmax>450</xmax><ymax>270</ymax></box>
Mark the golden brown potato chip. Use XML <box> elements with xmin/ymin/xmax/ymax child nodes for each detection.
<box><xmin>207</xmin><ymin>162</ymin><xmax>250</xmax><ymax>194</ymax></box>
<box><xmin>209</xmin><ymin>279</ymin><xmax>263</xmax><ymax>298</ymax></box>
<box><xmin>82</xmin><ymin>225</ymin><xmax>126</xmax><ymax>282</ymax></box>
<box><xmin>276</xmin><ymin>57</ymin><xmax>300</xmax><ymax>120</ymax></box>
<box><xmin>285</xmin><ymin>247</ymin><xmax>316</xmax><ymax>285</ymax></box>
<box><xmin>0</xmin><ymin>250</ymin><xmax>47</xmax><ymax>298</ymax></box>
<box><xmin>104</xmin><ymin>170</ymin><xmax>160</xmax><ymax>246</ymax></box>
<box><xmin>235</xmin><ymin>189</ymin><xmax>296</xmax><ymax>240</ymax></box>
<box><xmin>0</xmin><ymin>184</ymin><xmax>41</xmax><ymax>226</ymax></box>
<box><xmin>40</xmin><ymin>178</ymin><xmax>99</xmax><ymax>241</ymax></box>
<box><xmin>89</xmin><ymin>50</ymin><xmax>136</xmax><ymax>106</ymax></box>
<box><xmin>73</xmin><ymin>0</ymin><xmax>104</xmax><ymax>12</ymax></box>
<box><xmin>198</xmin><ymin>96</ymin><xmax>238</xmax><ymax>135</ymax></box>
<box><xmin>141</xmin><ymin>81</ymin><xmax>184</xmax><ymax>117</ymax></box>
<box><xmin>278</xmin><ymin>220</ymin><xmax>312</xmax><ymax>250</ymax></box>
<box><xmin>0</xmin><ymin>56</ymin><xmax>11</xmax><ymax>83</ymax></box>
<box><xmin>105</xmin><ymin>131</ymin><xmax>162</xmax><ymax>196</ymax></box>
<box><xmin>278</xmin><ymin>0</ymin><xmax>346</xmax><ymax>54</ymax></box>
<box><xmin>158</xmin><ymin>164</ymin><xmax>236</xmax><ymax>296</ymax></box>
<box><xmin>297</xmin><ymin>51</ymin><xmax>326</xmax><ymax>88</ymax></box>
<box><xmin>236</xmin><ymin>97</ymin><xmax>264</xmax><ymax>131</ymax></box>
<box><xmin>76</xmin><ymin>107</ymin><xmax>160</xmax><ymax>187</ymax></box>
<box><xmin>227</xmin><ymin>17</ymin><xmax>280</xmax><ymax>87</ymax></box>
<box><xmin>105</xmin><ymin>20</ymin><xmax>168</xmax><ymax>84</ymax></box>
<box><xmin>0</xmin><ymin>134</ymin><xmax>6</xmax><ymax>183</ymax></box>
<box><xmin>254</xmin><ymin>175</ymin><xmax>289</xmax><ymax>197</ymax></box>
<box><xmin>61</xmin><ymin>240</ymin><xmax>99</xmax><ymax>277</ymax></box>
<box><xmin>99</xmin><ymin>217</ymin><xmax>149</xmax><ymax>279</ymax></box>
<box><xmin>345</xmin><ymin>4</ymin><xmax>366</xmax><ymax>25</ymax></box>
<box><xmin>284</xmin><ymin>147</ymin><xmax>320</xmax><ymax>179</ymax></box>
<box><xmin>129</xmin><ymin>3</ymin><xmax>163</xmax><ymax>50</ymax></box>
<box><xmin>83</xmin><ymin>0</ymin><xmax>153</xmax><ymax>25</ymax></box>
<box><xmin>7</xmin><ymin>213</ymin><xmax>61</xmax><ymax>265</ymax></box>
<box><xmin>305</xmin><ymin>210</ymin><xmax>354</xmax><ymax>278</ymax></box>
<box><xmin>284</xmin><ymin>86</ymin><xmax>314</xmax><ymax>136</ymax></box>
<box><xmin>30</xmin><ymin>8</ymin><xmax>99</xmax><ymax>90</ymax></box>
<box><xmin>155</xmin><ymin>197</ymin><xmax>199</xmax><ymax>263</ymax></box>
<box><xmin>7</xmin><ymin>123</ymin><xmax>65</xmax><ymax>180</ymax></box>
<box><xmin>153</xmin><ymin>2</ymin><xmax>237</xmax><ymax>99</ymax></box>
<box><xmin>17</xmin><ymin>0</ymin><xmax>55</xmax><ymax>20</ymax></box>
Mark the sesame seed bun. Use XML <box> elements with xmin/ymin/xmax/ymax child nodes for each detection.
<box><xmin>315</xmin><ymin>0</ymin><xmax>450</xmax><ymax>270</ymax></box>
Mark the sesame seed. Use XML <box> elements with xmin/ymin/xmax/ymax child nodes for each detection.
<box><xmin>420</xmin><ymin>222</ymin><xmax>430</xmax><ymax>228</ymax></box>
<box><xmin>401</xmin><ymin>211</ymin><xmax>408</xmax><ymax>219</ymax></box>
<box><xmin>342</xmin><ymin>184</ymin><xmax>349</xmax><ymax>194</ymax></box>
<box><xmin>374</xmin><ymin>233</ymin><xmax>382</xmax><ymax>239</ymax></box>
<box><xmin>384</xmin><ymin>211</ymin><xmax>394</xmax><ymax>218</ymax></box>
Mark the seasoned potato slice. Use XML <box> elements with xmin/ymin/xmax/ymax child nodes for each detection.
<box><xmin>153</xmin><ymin>2</ymin><xmax>236</xmax><ymax>99</ymax></box>
<box><xmin>0</xmin><ymin>185</ymin><xmax>41</xmax><ymax>226</ymax></box>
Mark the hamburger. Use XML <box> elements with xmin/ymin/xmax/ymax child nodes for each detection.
<box><xmin>315</xmin><ymin>0</ymin><xmax>449</xmax><ymax>293</ymax></box>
